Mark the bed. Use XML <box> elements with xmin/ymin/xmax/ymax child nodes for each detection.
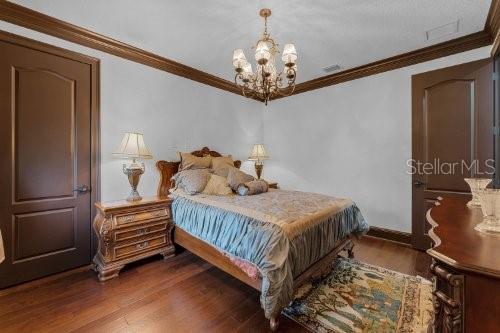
<box><xmin>156</xmin><ymin>147</ymin><xmax>369</xmax><ymax>330</ymax></box>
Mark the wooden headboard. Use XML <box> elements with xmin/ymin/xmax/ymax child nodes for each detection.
<box><xmin>156</xmin><ymin>147</ymin><xmax>241</xmax><ymax>197</ymax></box>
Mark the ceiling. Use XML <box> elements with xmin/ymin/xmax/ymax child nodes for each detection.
<box><xmin>11</xmin><ymin>0</ymin><xmax>492</xmax><ymax>83</ymax></box>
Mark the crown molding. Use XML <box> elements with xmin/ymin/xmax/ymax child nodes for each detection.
<box><xmin>486</xmin><ymin>0</ymin><xmax>500</xmax><ymax>56</ymax></box>
<box><xmin>274</xmin><ymin>30</ymin><xmax>492</xmax><ymax>99</ymax></box>
<box><xmin>0</xmin><ymin>1</ymin><xmax>244</xmax><ymax>97</ymax></box>
<box><xmin>0</xmin><ymin>1</ymin><xmax>495</xmax><ymax>103</ymax></box>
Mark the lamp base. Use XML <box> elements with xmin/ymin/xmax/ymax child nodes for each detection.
<box><xmin>123</xmin><ymin>163</ymin><xmax>144</xmax><ymax>202</ymax></box>
<box><xmin>254</xmin><ymin>163</ymin><xmax>264</xmax><ymax>180</ymax></box>
<box><xmin>127</xmin><ymin>188</ymin><xmax>142</xmax><ymax>202</ymax></box>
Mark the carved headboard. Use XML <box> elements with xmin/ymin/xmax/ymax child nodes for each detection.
<box><xmin>156</xmin><ymin>147</ymin><xmax>241</xmax><ymax>197</ymax></box>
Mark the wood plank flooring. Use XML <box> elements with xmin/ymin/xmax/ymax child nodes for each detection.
<box><xmin>0</xmin><ymin>236</ymin><xmax>431</xmax><ymax>333</ymax></box>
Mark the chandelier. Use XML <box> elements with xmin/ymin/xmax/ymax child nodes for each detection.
<box><xmin>232</xmin><ymin>8</ymin><xmax>297</xmax><ymax>105</ymax></box>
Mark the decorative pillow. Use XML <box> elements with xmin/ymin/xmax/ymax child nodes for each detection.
<box><xmin>211</xmin><ymin>155</ymin><xmax>234</xmax><ymax>169</ymax></box>
<box><xmin>202</xmin><ymin>174</ymin><xmax>233</xmax><ymax>196</ymax></box>
<box><xmin>211</xmin><ymin>165</ymin><xmax>237</xmax><ymax>178</ymax></box>
<box><xmin>179</xmin><ymin>152</ymin><xmax>211</xmax><ymax>170</ymax></box>
<box><xmin>227</xmin><ymin>168</ymin><xmax>255</xmax><ymax>192</ymax></box>
<box><xmin>172</xmin><ymin>169</ymin><xmax>210</xmax><ymax>195</ymax></box>
<box><xmin>237</xmin><ymin>180</ymin><xmax>269</xmax><ymax>196</ymax></box>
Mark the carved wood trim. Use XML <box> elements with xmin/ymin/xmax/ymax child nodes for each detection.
<box><xmin>156</xmin><ymin>147</ymin><xmax>241</xmax><ymax>197</ymax></box>
<box><xmin>430</xmin><ymin>261</ymin><xmax>465</xmax><ymax>333</ymax></box>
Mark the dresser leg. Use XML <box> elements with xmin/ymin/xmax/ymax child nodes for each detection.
<box><xmin>160</xmin><ymin>246</ymin><xmax>175</xmax><ymax>260</ymax></box>
<box><xmin>95</xmin><ymin>265</ymin><xmax>124</xmax><ymax>282</ymax></box>
<box><xmin>93</xmin><ymin>256</ymin><xmax>124</xmax><ymax>282</ymax></box>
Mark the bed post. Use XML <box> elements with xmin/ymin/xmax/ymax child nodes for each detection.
<box><xmin>156</xmin><ymin>160</ymin><xmax>180</xmax><ymax>197</ymax></box>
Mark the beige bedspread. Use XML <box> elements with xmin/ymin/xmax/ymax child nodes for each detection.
<box><xmin>171</xmin><ymin>188</ymin><xmax>353</xmax><ymax>239</ymax></box>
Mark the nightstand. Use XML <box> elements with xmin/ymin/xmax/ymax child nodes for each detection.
<box><xmin>92</xmin><ymin>196</ymin><xmax>174</xmax><ymax>281</ymax></box>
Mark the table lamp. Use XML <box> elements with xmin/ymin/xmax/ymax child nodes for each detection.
<box><xmin>113</xmin><ymin>132</ymin><xmax>153</xmax><ymax>201</ymax></box>
<box><xmin>249</xmin><ymin>144</ymin><xmax>269</xmax><ymax>179</ymax></box>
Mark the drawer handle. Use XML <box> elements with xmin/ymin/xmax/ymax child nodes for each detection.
<box><xmin>136</xmin><ymin>241</ymin><xmax>149</xmax><ymax>249</ymax></box>
<box><xmin>121</xmin><ymin>216</ymin><xmax>135</xmax><ymax>223</ymax></box>
<box><xmin>137</xmin><ymin>228</ymin><xmax>150</xmax><ymax>235</ymax></box>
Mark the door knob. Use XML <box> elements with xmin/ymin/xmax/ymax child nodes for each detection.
<box><xmin>413</xmin><ymin>180</ymin><xmax>426</xmax><ymax>187</ymax></box>
<box><xmin>74</xmin><ymin>185</ymin><xmax>91</xmax><ymax>193</ymax></box>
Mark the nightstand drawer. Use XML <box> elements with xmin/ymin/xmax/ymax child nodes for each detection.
<box><xmin>114</xmin><ymin>221</ymin><xmax>168</xmax><ymax>242</ymax></box>
<box><xmin>114</xmin><ymin>235</ymin><xmax>166</xmax><ymax>259</ymax></box>
<box><xmin>114</xmin><ymin>208</ymin><xmax>170</xmax><ymax>227</ymax></box>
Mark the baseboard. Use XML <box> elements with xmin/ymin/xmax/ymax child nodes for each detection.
<box><xmin>0</xmin><ymin>264</ymin><xmax>93</xmax><ymax>296</ymax></box>
<box><xmin>366</xmin><ymin>226</ymin><xmax>412</xmax><ymax>245</ymax></box>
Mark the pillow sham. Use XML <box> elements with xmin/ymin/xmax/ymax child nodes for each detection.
<box><xmin>202</xmin><ymin>174</ymin><xmax>233</xmax><ymax>196</ymax></box>
<box><xmin>179</xmin><ymin>152</ymin><xmax>211</xmax><ymax>170</ymax></box>
<box><xmin>237</xmin><ymin>180</ymin><xmax>269</xmax><ymax>196</ymax></box>
<box><xmin>211</xmin><ymin>155</ymin><xmax>234</xmax><ymax>169</ymax></box>
<box><xmin>172</xmin><ymin>169</ymin><xmax>210</xmax><ymax>195</ymax></box>
<box><xmin>227</xmin><ymin>168</ymin><xmax>255</xmax><ymax>192</ymax></box>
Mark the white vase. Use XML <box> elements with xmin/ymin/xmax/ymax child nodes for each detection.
<box><xmin>464</xmin><ymin>178</ymin><xmax>492</xmax><ymax>207</ymax></box>
<box><xmin>476</xmin><ymin>189</ymin><xmax>500</xmax><ymax>235</ymax></box>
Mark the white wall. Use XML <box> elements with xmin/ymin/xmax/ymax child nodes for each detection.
<box><xmin>0</xmin><ymin>22</ymin><xmax>263</xmax><ymax>202</ymax></box>
<box><xmin>0</xmin><ymin>20</ymin><xmax>492</xmax><ymax>232</ymax></box>
<box><xmin>262</xmin><ymin>46</ymin><xmax>491</xmax><ymax>233</ymax></box>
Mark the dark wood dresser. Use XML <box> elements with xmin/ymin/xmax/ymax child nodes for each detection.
<box><xmin>427</xmin><ymin>196</ymin><xmax>500</xmax><ymax>332</ymax></box>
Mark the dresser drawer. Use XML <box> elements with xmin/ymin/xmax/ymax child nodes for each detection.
<box><xmin>114</xmin><ymin>221</ymin><xmax>168</xmax><ymax>242</ymax></box>
<box><xmin>114</xmin><ymin>208</ymin><xmax>170</xmax><ymax>227</ymax></box>
<box><xmin>114</xmin><ymin>235</ymin><xmax>166</xmax><ymax>259</ymax></box>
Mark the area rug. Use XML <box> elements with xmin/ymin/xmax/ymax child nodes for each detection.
<box><xmin>283</xmin><ymin>258</ymin><xmax>433</xmax><ymax>333</ymax></box>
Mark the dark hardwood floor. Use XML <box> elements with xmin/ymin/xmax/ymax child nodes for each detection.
<box><xmin>0</xmin><ymin>236</ymin><xmax>431</xmax><ymax>333</ymax></box>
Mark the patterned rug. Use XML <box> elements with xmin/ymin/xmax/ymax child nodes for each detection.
<box><xmin>283</xmin><ymin>258</ymin><xmax>433</xmax><ymax>333</ymax></box>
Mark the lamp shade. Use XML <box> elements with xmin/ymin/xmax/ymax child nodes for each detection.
<box><xmin>249</xmin><ymin>144</ymin><xmax>269</xmax><ymax>161</ymax></box>
<box><xmin>255</xmin><ymin>41</ymin><xmax>271</xmax><ymax>64</ymax></box>
<box><xmin>242</xmin><ymin>62</ymin><xmax>253</xmax><ymax>81</ymax></box>
<box><xmin>232</xmin><ymin>49</ymin><xmax>247</xmax><ymax>69</ymax></box>
<box><xmin>282</xmin><ymin>43</ymin><xmax>297</xmax><ymax>65</ymax></box>
<box><xmin>113</xmin><ymin>132</ymin><xmax>153</xmax><ymax>160</ymax></box>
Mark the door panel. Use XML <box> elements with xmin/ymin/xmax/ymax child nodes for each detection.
<box><xmin>14</xmin><ymin>67</ymin><xmax>76</xmax><ymax>201</ymax></box>
<box><xmin>0</xmin><ymin>34</ymin><xmax>97</xmax><ymax>288</ymax></box>
<box><xmin>412</xmin><ymin>59</ymin><xmax>493</xmax><ymax>250</ymax></box>
<box><xmin>424</xmin><ymin>80</ymin><xmax>473</xmax><ymax>193</ymax></box>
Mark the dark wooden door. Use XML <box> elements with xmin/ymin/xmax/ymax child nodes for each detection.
<box><xmin>412</xmin><ymin>59</ymin><xmax>494</xmax><ymax>250</ymax></box>
<box><xmin>0</xmin><ymin>34</ymin><xmax>97</xmax><ymax>287</ymax></box>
